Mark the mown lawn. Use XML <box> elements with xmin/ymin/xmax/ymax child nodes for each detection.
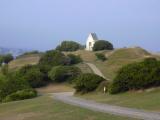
<box><xmin>0</xmin><ymin>95</ymin><xmax>137</xmax><ymax>120</ymax></box>
<box><xmin>78</xmin><ymin>88</ymin><xmax>160</xmax><ymax>112</ymax></box>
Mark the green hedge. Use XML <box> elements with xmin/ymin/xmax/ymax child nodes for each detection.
<box><xmin>109</xmin><ymin>58</ymin><xmax>160</xmax><ymax>94</ymax></box>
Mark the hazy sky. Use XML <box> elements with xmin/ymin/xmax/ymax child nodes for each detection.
<box><xmin>0</xmin><ymin>0</ymin><xmax>160</xmax><ymax>51</ymax></box>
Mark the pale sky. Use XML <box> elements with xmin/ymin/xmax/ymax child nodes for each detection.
<box><xmin>0</xmin><ymin>0</ymin><xmax>160</xmax><ymax>51</ymax></box>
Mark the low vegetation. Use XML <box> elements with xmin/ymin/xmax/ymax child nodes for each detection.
<box><xmin>109</xmin><ymin>57</ymin><xmax>160</xmax><ymax>94</ymax></box>
<box><xmin>0</xmin><ymin>72</ymin><xmax>37</xmax><ymax>102</ymax></box>
<box><xmin>3</xmin><ymin>89</ymin><xmax>37</xmax><ymax>102</ymax></box>
<box><xmin>74</xmin><ymin>73</ymin><xmax>105</xmax><ymax>93</ymax></box>
<box><xmin>48</xmin><ymin>66</ymin><xmax>81</xmax><ymax>83</ymax></box>
<box><xmin>67</xmin><ymin>54</ymin><xmax>82</xmax><ymax>64</ymax></box>
<box><xmin>95</xmin><ymin>53</ymin><xmax>107</xmax><ymax>61</ymax></box>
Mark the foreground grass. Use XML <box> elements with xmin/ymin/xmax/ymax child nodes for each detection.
<box><xmin>78</xmin><ymin>88</ymin><xmax>160</xmax><ymax>112</ymax></box>
<box><xmin>0</xmin><ymin>96</ymin><xmax>136</xmax><ymax>120</ymax></box>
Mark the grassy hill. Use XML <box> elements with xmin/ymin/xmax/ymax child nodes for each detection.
<box><xmin>8</xmin><ymin>47</ymin><xmax>160</xmax><ymax>80</ymax></box>
<box><xmin>3</xmin><ymin>47</ymin><xmax>160</xmax><ymax>119</ymax></box>
<box><xmin>65</xmin><ymin>47</ymin><xmax>157</xmax><ymax>80</ymax></box>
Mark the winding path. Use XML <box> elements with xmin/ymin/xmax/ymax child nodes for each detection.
<box><xmin>53</xmin><ymin>92</ymin><xmax>160</xmax><ymax>120</ymax></box>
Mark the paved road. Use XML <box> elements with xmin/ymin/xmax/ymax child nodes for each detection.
<box><xmin>85</xmin><ymin>62</ymin><xmax>106</xmax><ymax>79</ymax></box>
<box><xmin>53</xmin><ymin>92</ymin><xmax>160</xmax><ymax>120</ymax></box>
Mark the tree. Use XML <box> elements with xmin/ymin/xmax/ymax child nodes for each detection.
<box><xmin>93</xmin><ymin>40</ymin><xmax>114</xmax><ymax>51</ymax></box>
<box><xmin>3</xmin><ymin>54</ymin><xmax>14</xmax><ymax>64</ymax></box>
<box><xmin>0</xmin><ymin>54</ymin><xmax>14</xmax><ymax>65</ymax></box>
<box><xmin>56</xmin><ymin>41</ymin><xmax>81</xmax><ymax>51</ymax></box>
<box><xmin>48</xmin><ymin>66</ymin><xmax>81</xmax><ymax>83</ymax></box>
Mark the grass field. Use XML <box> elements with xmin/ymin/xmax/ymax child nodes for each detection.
<box><xmin>78</xmin><ymin>87</ymin><xmax>160</xmax><ymax>112</ymax></box>
<box><xmin>0</xmin><ymin>95</ymin><xmax>137</xmax><ymax>120</ymax></box>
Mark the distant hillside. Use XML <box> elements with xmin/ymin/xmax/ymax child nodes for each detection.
<box><xmin>9</xmin><ymin>54</ymin><xmax>41</xmax><ymax>70</ymax></box>
<box><xmin>0</xmin><ymin>47</ymin><xmax>30</xmax><ymax>57</ymax></box>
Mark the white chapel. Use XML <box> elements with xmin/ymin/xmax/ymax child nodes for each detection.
<box><xmin>86</xmin><ymin>33</ymin><xmax>99</xmax><ymax>51</ymax></box>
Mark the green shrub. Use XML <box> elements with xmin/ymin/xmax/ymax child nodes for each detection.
<box><xmin>0</xmin><ymin>72</ymin><xmax>31</xmax><ymax>102</ymax></box>
<box><xmin>19</xmin><ymin>65</ymin><xmax>46</xmax><ymax>88</ymax></box>
<box><xmin>93</xmin><ymin>40</ymin><xmax>114</xmax><ymax>51</ymax></box>
<box><xmin>48</xmin><ymin>66</ymin><xmax>81</xmax><ymax>83</ymax></box>
<box><xmin>39</xmin><ymin>50</ymin><xmax>69</xmax><ymax>73</ymax></box>
<box><xmin>3</xmin><ymin>89</ymin><xmax>37</xmax><ymax>102</ymax></box>
<box><xmin>67</xmin><ymin>54</ymin><xmax>82</xmax><ymax>64</ymax></box>
<box><xmin>109</xmin><ymin>58</ymin><xmax>160</xmax><ymax>94</ymax></box>
<box><xmin>74</xmin><ymin>73</ymin><xmax>105</xmax><ymax>93</ymax></box>
<box><xmin>56</xmin><ymin>41</ymin><xmax>81</xmax><ymax>51</ymax></box>
<box><xmin>95</xmin><ymin>53</ymin><xmax>107</xmax><ymax>61</ymax></box>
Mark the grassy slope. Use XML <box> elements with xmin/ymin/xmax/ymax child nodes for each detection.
<box><xmin>0</xmin><ymin>96</ymin><xmax>136</xmax><ymax>120</ymax></box>
<box><xmin>9</xmin><ymin>54</ymin><xmax>41</xmax><ymax>70</ymax></box>
<box><xmin>65</xmin><ymin>47</ymin><xmax>153</xmax><ymax>80</ymax></box>
<box><xmin>78</xmin><ymin>88</ymin><xmax>160</xmax><ymax>112</ymax></box>
<box><xmin>9</xmin><ymin>47</ymin><xmax>154</xmax><ymax>79</ymax></box>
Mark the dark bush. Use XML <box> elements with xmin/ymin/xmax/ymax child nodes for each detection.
<box><xmin>74</xmin><ymin>73</ymin><xmax>105</xmax><ymax>93</ymax></box>
<box><xmin>48</xmin><ymin>66</ymin><xmax>81</xmax><ymax>83</ymax></box>
<box><xmin>95</xmin><ymin>53</ymin><xmax>107</xmax><ymax>61</ymax></box>
<box><xmin>93</xmin><ymin>40</ymin><xmax>114</xmax><ymax>51</ymax></box>
<box><xmin>19</xmin><ymin>65</ymin><xmax>46</xmax><ymax>88</ymax></box>
<box><xmin>0</xmin><ymin>54</ymin><xmax>14</xmax><ymax>65</ymax></box>
<box><xmin>39</xmin><ymin>50</ymin><xmax>69</xmax><ymax>73</ymax></box>
<box><xmin>109</xmin><ymin>58</ymin><xmax>160</xmax><ymax>94</ymax></box>
<box><xmin>3</xmin><ymin>89</ymin><xmax>37</xmax><ymax>102</ymax></box>
<box><xmin>56</xmin><ymin>41</ymin><xmax>81</xmax><ymax>51</ymax></box>
<box><xmin>67</xmin><ymin>54</ymin><xmax>82</xmax><ymax>64</ymax></box>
